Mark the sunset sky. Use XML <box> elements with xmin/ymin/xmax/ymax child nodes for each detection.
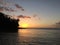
<box><xmin>0</xmin><ymin>0</ymin><xmax>60</xmax><ymax>28</ymax></box>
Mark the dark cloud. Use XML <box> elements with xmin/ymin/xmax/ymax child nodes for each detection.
<box><xmin>0</xmin><ymin>9</ymin><xmax>3</xmax><ymax>11</ymax></box>
<box><xmin>55</xmin><ymin>21</ymin><xmax>60</xmax><ymax>28</ymax></box>
<box><xmin>0</xmin><ymin>6</ymin><xmax>4</xmax><ymax>11</ymax></box>
<box><xmin>4</xmin><ymin>7</ymin><xmax>10</xmax><ymax>11</ymax></box>
<box><xmin>0</xmin><ymin>0</ymin><xmax>24</xmax><ymax>12</ymax></box>
<box><xmin>0</xmin><ymin>0</ymin><xmax>3</xmax><ymax>4</ymax></box>
<box><xmin>18</xmin><ymin>15</ymin><xmax>31</xmax><ymax>19</ymax></box>
<box><xmin>15</xmin><ymin>4</ymin><xmax>24</xmax><ymax>11</ymax></box>
<box><xmin>33</xmin><ymin>14</ymin><xmax>40</xmax><ymax>20</ymax></box>
<box><xmin>56</xmin><ymin>22</ymin><xmax>60</xmax><ymax>24</ymax></box>
<box><xmin>4</xmin><ymin>7</ymin><xmax>15</xmax><ymax>12</ymax></box>
<box><xmin>33</xmin><ymin>14</ymin><xmax>37</xmax><ymax>17</ymax></box>
<box><xmin>15</xmin><ymin>4</ymin><xmax>22</xmax><ymax>9</ymax></box>
<box><xmin>0</xmin><ymin>6</ymin><xmax>15</xmax><ymax>12</ymax></box>
<box><xmin>52</xmin><ymin>21</ymin><xmax>60</xmax><ymax>28</ymax></box>
<box><xmin>9</xmin><ymin>8</ymin><xmax>15</xmax><ymax>12</ymax></box>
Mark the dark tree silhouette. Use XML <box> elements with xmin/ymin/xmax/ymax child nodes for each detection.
<box><xmin>0</xmin><ymin>12</ymin><xmax>19</xmax><ymax>32</ymax></box>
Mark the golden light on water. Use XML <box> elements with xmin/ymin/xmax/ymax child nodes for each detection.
<box><xmin>18</xmin><ymin>29</ymin><xmax>47</xmax><ymax>37</ymax></box>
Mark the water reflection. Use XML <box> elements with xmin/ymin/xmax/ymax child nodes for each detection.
<box><xmin>18</xmin><ymin>29</ymin><xmax>48</xmax><ymax>37</ymax></box>
<box><xmin>0</xmin><ymin>32</ymin><xmax>18</xmax><ymax>45</ymax></box>
<box><xmin>18</xmin><ymin>29</ymin><xmax>60</xmax><ymax>45</ymax></box>
<box><xmin>0</xmin><ymin>29</ymin><xmax>60</xmax><ymax>45</ymax></box>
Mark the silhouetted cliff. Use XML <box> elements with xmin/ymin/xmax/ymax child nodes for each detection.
<box><xmin>0</xmin><ymin>12</ymin><xmax>19</xmax><ymax>32</ymax></box>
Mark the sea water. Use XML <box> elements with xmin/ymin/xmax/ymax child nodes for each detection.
<box><xmin>0</xmin><ymin>29</ymin><xmax>60</xmax><ymax>45</ymax></box>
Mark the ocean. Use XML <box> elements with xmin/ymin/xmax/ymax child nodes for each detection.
<box><xmin>0</xmin><ymin>29</ymin><xmax>60</xmax><ymax>45</ymax></box>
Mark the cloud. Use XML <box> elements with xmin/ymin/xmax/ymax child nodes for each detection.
<box><xmin>33</xmin><ymin>14</ymin><xmax>40</xmax><ymax>20</ymax></box>
<box><xmin>0</xmin><ymin>9</ymin><xmax>3</xmax><ymax>11</ymax></box>
<box><xmin>0</xmin><ymin>6</ymin><xmax>15</xmax><ymax>12</ymax></box>
<box><xmin>4</xmin><ymin>7</ymin><xmax>15</xmax><ymax>12</ymax></box>
<box><xmin>0</xmin><ymin>6</ymin><xmax>4</xmax><ymax>11</ymax></box>
<box><xmin>52</xmin><ymin>21</ymin><xmax>60</xmax><ymax>28</ymax></box>
<box><xmin>17</xmin><ymin>15</ymin><xmax>31</xmax><ymax>19</ymax></box>
<box><xmin>56</xmin><ymin>22</ymin><xmax>60</xmax><ymax>25</ymax></box>
<box><xmin>0</xmin><ymin>0</ymin><xmax>3</xmax><ymax>4</ymax></box>
<box><xmin>55</xmin><ymin>21</ymin><xmax>60</xmax><ymax>28</ymax></box>
<box><xmin>0</xmin><ymin>0</ymin><xmax>24</xmax><ymax>12</ymax></box>
<box><xmin>15</xmin><ymin>4</ymin><xmax>24</xmax><ymax>11</ymax></box>
<box><xmin>0</xmin><ymin>1</ymin><xmax>15</xmax><ymax>12</ymax></box>
<box><xmin>33</xmin><ymin>14</ymin><xmax>37</xmax><ymax>17</ymax></box>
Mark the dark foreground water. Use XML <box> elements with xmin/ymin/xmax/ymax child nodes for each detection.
<box><xmin>0</xmin><ymin>29</ymin><xmax>60</xmax><ymax>45</ymax></box>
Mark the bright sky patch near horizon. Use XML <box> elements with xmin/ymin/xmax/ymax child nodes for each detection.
<box><xmin>0</xmin><ymin>0</ymin><xmax>60</xmax><ymax>28</ymax></box>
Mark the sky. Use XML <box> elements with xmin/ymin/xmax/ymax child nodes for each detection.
<box><xmin>0</xmin><ymin>0</ymin><xmax>60</xmax><ymax>28</ymax></box>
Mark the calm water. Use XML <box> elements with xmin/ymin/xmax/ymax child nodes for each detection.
<box><xmin>0</xmin><ymin>29</ymin><xmax>60</xmax><ymax>45</ymax></box>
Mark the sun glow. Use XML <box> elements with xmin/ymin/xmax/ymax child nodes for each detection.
<box><xmin>21</xmin><ymin>23</ymin><xmax>28</xmax><ymax>28</ymax></box>
<box><xmin>18</xmin><ymin>21</ymin><xmax>29</xmax><ymax>28</ymax></box>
